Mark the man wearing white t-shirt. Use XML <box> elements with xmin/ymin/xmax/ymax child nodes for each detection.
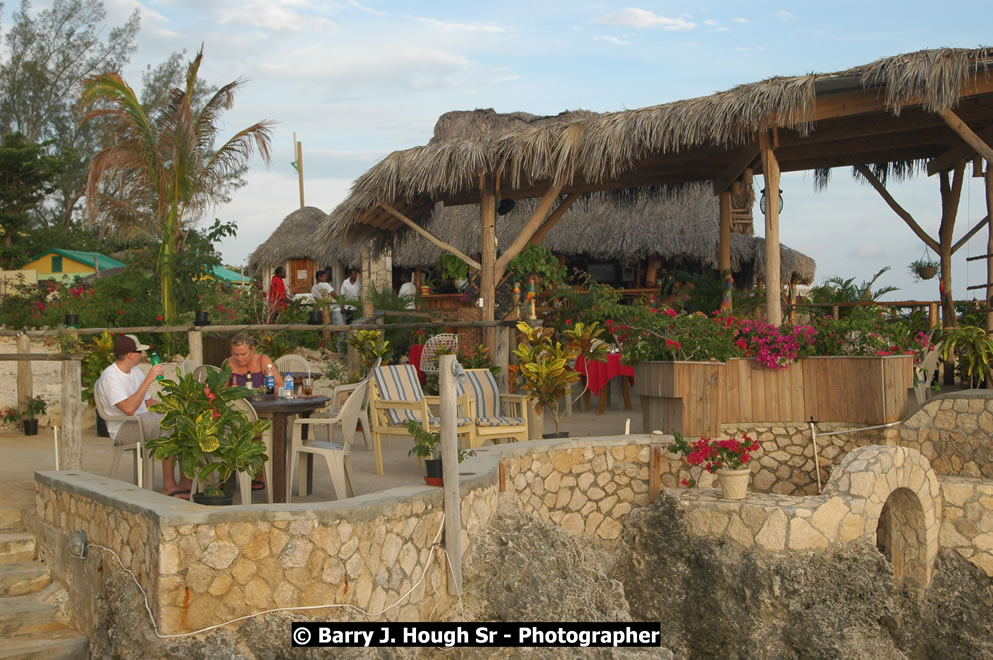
<box><xmin>398</xmin><ymin>272</ymin><xmax>416</xmax><ymax>309</ymax></box>
<box><xmin>97</xmin><ymin>334</ymin><xmax>190</xmax><ymax>498</ymax></box>
<box><xmin>340</xmin><ymin>268</ymin><xmax>362</xmax><ymax>324</ymax></box>
<box><xmin>311</xmin><ymin>269</ymin><xmax>344</xmax><ymax>325</ymax></box>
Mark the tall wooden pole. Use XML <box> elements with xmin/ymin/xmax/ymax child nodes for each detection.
<box><xmin>986</xmin><ymin>161</ymin><xmax>993</xmax><ymax>335</ymax></box>
<box><xmin>296</xmin><ymin>140</ymin><xmax>305</xmax><ymax>209</ymax></box>
<box><xmin>439</xmin><ymin>354</ymin><xmax>462</xmax><ymax>596</ymax></box>
<box><xmin>480</xmin><ymin>174</ymin><xmax>497</xmax><ymax>352</ymax></box>
<box><xmin>16</xmin><ymin>334</ymin><xmax>31</xmax><ymax>413</ymax></box>
<box><xmin>719</xmin><ymin>190</ymin><xmax>733</xmax><ymax>313</ymax></box>
<box><xmin>60</xmin><ymin>358</ymin><xmax>82</xmax><ymax>469</ymax></box>
<box><xmin>759</xmin><ymin>130</ymin><xmax>782</xmax><ymax>325</ymax></box>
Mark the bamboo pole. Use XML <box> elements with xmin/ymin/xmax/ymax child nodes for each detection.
<box><xmin>439</xmin><ymin>354</ymin><xmax>462</xmax><ymax>596</ymax></box>
<box><xmin>480</xmin><ymin>173</ymin><xmax>498</xmax><ymax>353</ymax></box>
<box><xmin>296</xmin><ymin>139</ymin><xmax>305</xmax><ymax>209</ymax></box>
<box><xmin>759</xmin><ymin>130</ymin><xmax>782</xmax><ymax>325</ymax></box>
<box><xmin>719</xmin><ymin>190</ymin><xmax>732</xmax><ymax>313</ymax></box>
<box><xmin>187</xmin><ymin>330</ymin><xmax>203</xmax><ymax>364</ymax></box>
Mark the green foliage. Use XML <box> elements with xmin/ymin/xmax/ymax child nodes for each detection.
<box><xmin>438</xmin><ymin>253</ymin><xmax>468</xmax><ymax>281</ymax></box>
<box><xmin>508</xmin><ymin>245</ymin><xmax>567</xmax><ymax>290</ymax></box>
<box><xmin>807</xmin><ymin>307</ymin><xmax>921</xmax><ymax>357</ymax></box>
<box><xmin>24</xmin><ymin>394</ymin><xmax>47</xmax><ymax>419</ymax></box>
<box><xmin>405</xmin><ymin>420</ymin><xmax>440</xmax><ymax>459</ymax></box>
<box><xmin>0</xmin><ymin>133</ymin><xmax>62</xmax><ymax>268</ymax></box>
<box><xmin>619</xmin><ymin>309</ymin><xmax>738</xmax><ymax>364</ymax></box>
<box><xmin>512</xmin><ymin>321</ymin><xmax>583</xmax><ymax>433</ymax></box>
<box><xmin>807</xmin><ymin>267</ymin><xmax>899</xmax><ymax>313</ymax></box>
<box><xmin>80</xmin><ymin>331</ymin><xmax>115</xmax><ymax>407</ymax></box>
<box><xmin>346</xmin><ymin>329</ymin><xmax>391</xmax><ymax>377</ymax></box>
<box><xmin>935</xmin><ymin>325</ymin><xmax>993</xmax><ymax>388</ymax></box>
<box><xmin>366</xmin><ymin>283</ymin><xmax>424</xmax><ymax>357</ymax></box>
<box><xmin>146</xmin><ymin>366</ymin><xmax>271</xmax><ymax>496</ymax></box>
<box><xmin>0</xmin><ymin>0</ymin><xmax>140</xmax><ymax>230</ymax></box>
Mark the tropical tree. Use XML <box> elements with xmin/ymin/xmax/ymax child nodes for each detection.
<box><xmin>80</xmin><ymin>49</ymin><xmax>273</xmax><ymax>324</ymax></box>
<box><xmin>807</xmin><ymin>266</ymin><xmax>899</xmax><ymax>314</ymax></box>
<box><xmin>0</xmin><ymin>132</ymin><xmax>62</xmax><ymax>267</ymax></box>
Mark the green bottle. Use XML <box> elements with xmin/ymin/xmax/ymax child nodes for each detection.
<box><xmin>151</xmin><ymin>352</ymin><xmax>163</xmax><ymax>380</ymax></box>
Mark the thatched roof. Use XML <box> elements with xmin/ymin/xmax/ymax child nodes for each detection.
<box><xmin>392</xmin><ymin>184</ymin><xmax>815</xmax><ymax>284</ymax></box>
<box><xmin>248</xmin><ymin>206</ymin><xmax>358</xmax><ymax>273</ymax></box>
<box><xmin>322</xmin><ymin>47</ymin><xmax>993</xmax><ymax>254</ymax></box>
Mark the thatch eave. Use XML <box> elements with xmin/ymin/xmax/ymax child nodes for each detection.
<box><xmin>249</xmin><ymin>206</ymin><xmax>358</xmax><ymax>274</ymax></box>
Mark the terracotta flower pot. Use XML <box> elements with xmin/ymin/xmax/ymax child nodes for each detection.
<box><xmin>716</xmin><ymin>467</ymin><xmax>750</xmax><ymax>500</ymax></box>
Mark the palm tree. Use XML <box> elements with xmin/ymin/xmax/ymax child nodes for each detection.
<box><xmin>80</xmin><ymin>49</ymin><xmax>273</xmax><ymax>323</ymax></box>
<box><xmin>808</xmin><ymin>266</ymin><xmax>899</xmax><ymax>305</ymax></box>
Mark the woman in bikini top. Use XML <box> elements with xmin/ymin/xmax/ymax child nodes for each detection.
<box><xmin>225</xmin><ymin>333</ymin><xmax>284</xmax><ymax>389</ymax></box>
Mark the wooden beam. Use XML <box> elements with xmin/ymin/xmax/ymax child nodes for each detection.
<box><xmin>527</xmin><ymin>192</ymin><xmax>580</xmax><ymax>248</ymax></box>
<box><xmin>377</xmin><ymin>202</ymin><xmax>481</xmax><ymax>270</ymax></box>
<box><xmin>712</xmin><ymin>143</ymin><xmax>760</xmax><ymax>194</ymax></box>
<box><xmin>812</xmin><ymin>77</ymin><xmax>993</xmax><ymax>123</ymax></box>
<box><xmin>939</xmin><ymin>109</ymin><xmax>993</xmax><ymax>165</ymax></box>
<box><xmin>759</xmin><ymin>130</ymin><xmax>782</xmax><ymax>326</ymax></box>
<box><xmin>951</xmin><ymin>214</ymin><xmax>991</xmax><ymax>254</ymax></box>
<box><xmin>719</xmin><ymin>190</ymin><xmax>732</xmax><ymax>313</ymax></box>
<box><xmin>480</xmin><ymin>174</ymin><xmax>498</xmax><ymax>352</ymax></box>
<box><xmin>927</xmin><ymin>124</ymin><xmax>993</xmax><ymax>176</ymax></box>
<box><xmin>854</xmin><ymin>164</ymin><xmax>940</xmax><ymax>252</ymax></box>
<box><xmin>495</xmin><ymin>184</ymin><xmax>564</xmax><ymax>277</ymax></box>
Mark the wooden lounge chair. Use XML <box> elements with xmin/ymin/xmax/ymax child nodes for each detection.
<box><xmin>462</xmin><ymin>368</ymin><xmax>529</xmax><ymax>446</ymax></box>
<box><xmin>369</xmin><ymin>364</ymin><xmax>473</xmax><ymax>476</ymax></box>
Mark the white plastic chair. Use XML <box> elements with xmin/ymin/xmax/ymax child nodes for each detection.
<box><xmin>288</xmin><ymin>379</ymin><xmax>368</xmax><ymax>501</ymax></box>
<box><xmin>326</xmin><ymin>357</ymin><xmax>379</xmax><ymax>450</ymax></box>
<box><xmin>420</xmin><ymin>333</ymin><xmax>458</xmax><ymax>374</ymax></box>
<box><xmin>231</xmin><ymin>398</ymin><xmax>273</xmax><ymax>504</ymax></box>
<box><xmin>275</xmin><ymin>354</ymin><xmax>312</xmax><ymax>378</ymax></box>
<box><xmin>193</xmin><ymin>364</ymin><xmax>221</xmax><ymax>383</ymax></box>
<box><xmin>914</xmin><ymin>345</ymin><xmax>942</xmax><ymax>405</ymax></box>
<box><xmin>96</xmin><ymin>378</ymin><xmax>154</xmax><ymax>489</ymax></box>
<box><xmin>180</xmin><ymin>358</ymin><xmax>201</xmax><ymax>377</ymax></box>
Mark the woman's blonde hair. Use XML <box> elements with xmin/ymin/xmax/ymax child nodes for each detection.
<box><xmin>230</xmin><ymin>333</ymin><xmax>255</xmax><ymax>349</ymax></box>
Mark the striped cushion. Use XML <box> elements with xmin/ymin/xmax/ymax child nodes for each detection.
<box><xmin>475</xmin><ymin>415</ymin><xmax>526</xmax><ymax>427</ymax></box>
<box><xmin>373</xmin><ymin>365</ymin><xmax>425</xmax><ymax>426</ymax></box>
<box><xmin>464</xmin><ymin>369</ymin><xmax>500</xmax><ymax>419</ymax></box>
<box><xmin>386</xmin><ymin>410</ymin><xmax>473</xmax><ymax>428</ymax></box>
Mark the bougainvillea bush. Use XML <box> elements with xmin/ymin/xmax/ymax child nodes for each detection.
<box><xmin>668</xmin><ymin>430</ymin><xmax>760</xmax><ymax>473</ymax></box>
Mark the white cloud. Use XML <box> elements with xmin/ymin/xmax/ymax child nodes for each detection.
<box><xmin>776</xmin><ymin>10</ymin><xmax>793</xmax><ymax>21</ymax></box>
<box><xmin>594</xmin><ymin>8</ymin><xmax>696</xmax><ymax>31</ymax></box>
<box><xmin>702</xmin><ymin>19</ymin><xmax>718</xmax><ymax>27</ymax></box>
<box><xmin>346</xmin><ymin>0</ymin><xmax>385</xmax><ymax>16</ymax></box>
<box><xmin>853</xmin><ymin>243</ymin><xmax>884</xmax><ymax>258</ymax></box>
<box><xmin>219</xmin><ymin>0</ymin><xmax>335</xmax><ymax>32</ymax></box>
<box><xmin>732</xmin><ymin>17</ymin><xmax>749</xmax><ymax>24</ymax></box>
<box><xmin>417</xmin><ymin>17</ymin><xmax>504</xmax><ymax>33</ymax></box>
<box><xmin>715</xmin><ymin>26</ymin><xmax>730</xmax><ymax>32</ymax></box>
<box><xmin>595</xmin><ymin>35</ymin><xmax>631</xmax><ymax>46</ymax></box>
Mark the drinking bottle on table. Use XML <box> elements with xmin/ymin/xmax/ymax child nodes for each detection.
<box><xmin>265</xmin><ymin>364</ymin><xmax>275</xmax><ymax>394</ymax></box>
<box><xmin>151</xmin><ymin>352</ymin><xmax>163</xmax><ymax>380</ymax></box>
<box><xmin>284</xmin><ymin>372</ymin><xmax>294</xmax><ymax>398</ymax></box>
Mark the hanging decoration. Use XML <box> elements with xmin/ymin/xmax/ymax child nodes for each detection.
<box><xmin>909</xmin><ymin>248</ymin><xmax>939</xmax><ymax>281</ymax></box>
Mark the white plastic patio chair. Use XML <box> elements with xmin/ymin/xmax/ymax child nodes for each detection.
<box><xmin>275</xmin><ymin>354</ymin><xmax>312</xmax><ymax>378</ymax></box>
<box><xmin>420</xmin><ymin>333</ymin><xmax>458</xmax><ymax>374</ymax></box>
<box><xmin>288</xmin><ymin>379</ymin><xmax>368</xmax><ymax>501</ymax></box>
<box><xmin>913</xmin><ymin>344</ymin><xmax>942</xmax><ymax>405</ymax></box>
<box><xmin>95</xmin><ymin>377</ymin><xmax>155</xmax><ymax>489</ymax></box>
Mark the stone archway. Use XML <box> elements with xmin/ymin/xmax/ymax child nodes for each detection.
<box><xmin>822</xmin><ymin>446</ymin><xmax>941</xmax><ymax>585</ymax></box>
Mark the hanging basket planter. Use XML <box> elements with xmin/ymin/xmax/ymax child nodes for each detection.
<box><xmin>909</xmin><ymin>259</ymin><xmax>939</xmax><ymax>281</ymax></box>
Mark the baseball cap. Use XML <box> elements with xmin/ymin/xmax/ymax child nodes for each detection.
<box><xmin>113</xmin><ymin>334</ymin><xmax>151</xmax><ymax>358</ymax></box>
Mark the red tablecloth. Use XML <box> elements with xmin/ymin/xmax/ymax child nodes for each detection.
<box><xmin>575</xmin><ymin>354</ymin><xmax>634</xmax><ymax>397</ymax></box>
<box><xmin>408</xmin><ymin>344</ymin><xmax>427</xmax><ymax>384</ymax></box>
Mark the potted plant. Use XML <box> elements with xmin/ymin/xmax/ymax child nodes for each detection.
<box><xmin>404</xmin><ymin>419</ymin><xmax>474</xmax><ymax>486</ymax></box>
<box><xmin>512</xmin><ymin>321</ymin><xmax>582</xmax><ymax>438</ymax></box>
<box><xmin>668</xmin><ymin>430</ymin><xmax>760</xmax><ymax>499</ymax></box>
<box><xmin>935</xmin><ymin>324</ymin><xmax>993</xmax><ymax>388</ymax></box>
<box><xmin>21</xmin><ymin>395</ymin><xmax>47</xmax><ymax>436</ymax></box>
<box><xmin>147</xmin><ymin>366</ymin><xmax>272</xmax><ymax>505</ymax></box>
<box><xmin>507</xmin><ymin>244</ymin><xmax>567</xmax><ymax>292</ymax></box>
<box><xmin>419</xmin><ymin>273</ymin><xmax>436</xmax><ymax>296</ymax></box>
<box><xmin>346</xmin><ymin>329</ymin><xmax>391</xmax><ymax>378</ymax></box>
<box><xmin>909</xmin><ymin>256</ymin><xmax>939</xmax><ymax>281</ymax></box>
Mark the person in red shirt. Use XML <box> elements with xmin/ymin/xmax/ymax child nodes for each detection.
<box><xmin>268</xmin><ymin>266</ymin><xmax>290</xmax><ymax>310</ymax></box>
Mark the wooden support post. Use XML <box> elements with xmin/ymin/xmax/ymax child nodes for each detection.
<box><xmin>832</xmin><ymin>305</ymin><xmax>840</xmax><ymax>321</ymax></box>
<box><xmin>929</xmin><ymin>302</ymin><xmax>939</xmax><ymax>329</ymax></box>
<box><xmin>61</xmin><ymin>357</ymin><xmax>82</xmax><ymax>469</ymax></box>
<box><xmin>480</xmin><ymin>174</ymin><xmax>498</xmax><ymax>353</ymax></box>
<box><xmin>648</xmin><ymin>445</ymin><xmax>664</xmax><ymax>501</ymax></box>
<box><xmin>187</xmin><ymin>330</ymin><xmax>203</xmax><ymax>364</ymax></box>
<box><xmin>16</xmin><ymin>334</ymin><xmax>32</xmax><ymax>413</ymax></box>
<box><xmin>986</xmin><ymin>163</ymin><xmax>993</xmax><ymax>336</ymax></box>
<box><xmin>494</xmin><ymin>325</ymin><xmax>511</xmax><ymax>392</ymax></box>
<box><xmin>439</xmin><ymin>354</ymin><xmax>462</xmax><ymax>596</ymax></box>
<box><xmin>346</xmin><ymin>336</ymin><xmax>360</xmax><ymax>379</ymax></box>
<box><xmin>759</xmin><ymin>130</ymin><xmax>782</xmax><ymax>326</ymax></box>
<box><xmin>296</xmin><ymin>139</ymin><xmax>305</xmax><ymax>209</ymax></box>
<box><xmin>719</xmin><ymin>190</ymin><xmax>733</xmax><ymax>313</ymax></box>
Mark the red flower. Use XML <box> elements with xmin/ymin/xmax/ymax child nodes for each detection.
<box><xmin>156</xmin><ymin>315</ymin><xmax>164</xmax><ymax>322</ymax></box>
<box><xmin>119</xmin><ymin>310</ymin><xmax>124</xmax><ymax>315</ymax></box>
<box><xmin>565</xmin><ymin>319</ymin><xmax>572</xmax><ymax>326</ymax></box>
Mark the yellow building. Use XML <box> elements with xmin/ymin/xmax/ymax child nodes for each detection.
<box><xmin>19</xmin><ymin>249</ymin><xmax>125</xmax><ymax>283</ymax></box>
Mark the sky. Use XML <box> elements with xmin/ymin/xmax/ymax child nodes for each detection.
<box><xmin>9</xmin><ymin>1</ymin><xmax>993</xmax><ymax>301</ymax></box>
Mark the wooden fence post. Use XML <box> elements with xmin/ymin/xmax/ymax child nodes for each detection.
<box><xmin>60</xmin><ymin>357</ymin><xmax>83</xmax><ymax>469</ymax></box>
<box><xmin>494</xmin><ymin>324</ymin><xmax>511</xmax><ymax>391</ymax></box>
<box><xmin>187</xmin><ymin>330</ymin><xmax>203</xmax><ymax>364</ymax></box>
<box><xmin>649</xmin><ymin>445</ymin><xmax>664</xmax><ymax>501</ymax></box>
<box><xmin>16</xmin><ymin>334</ymin><xmax>32</xmax><ymax>413</ymax></box>
<box><xmin>439</xmin><ymin>354</ymin><xmax>462</xmax><ymax>596</ymax></box>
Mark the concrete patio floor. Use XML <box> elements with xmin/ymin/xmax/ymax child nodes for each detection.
<box><xmin>0</xmin><ymin>381</ymin><xmax>643</xmax><ymax>505</ymax></box>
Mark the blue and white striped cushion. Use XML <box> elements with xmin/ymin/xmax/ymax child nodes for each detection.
<box><xmin>464</xmin><ymin>369</ymin><xmax>500</xmax><ymax>419</ymax></box>
<box><xmin>475</xmin><ymin>415</ymin><xmax>526</xmax><ymax>427</ymax></box>
<box><xmin>387</xmin><ymin>410</ymin><xmax>473</xmax><ymax>428</ymax></box>
<box><xmin>372</xmin><ymin>365</ymin><xmax>425</xmax><ymax>426</ymax></box>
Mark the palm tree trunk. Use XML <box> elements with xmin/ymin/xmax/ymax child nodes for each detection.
<box><xmin>939</xmin><ymin>164</ymin><xmax>965</xmax><ymax>384</ymax></box>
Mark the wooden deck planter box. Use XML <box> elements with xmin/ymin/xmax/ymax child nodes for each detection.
<box><xmin>637</xmin><ymin>354</ymin><xmax>914</xmax><ymax>436</ymax></box>
<box><xmin>635</xmin><ymin>361</ymin><xmax>725</xmax><ymax>437</ymax></box>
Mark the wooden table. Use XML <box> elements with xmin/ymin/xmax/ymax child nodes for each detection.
<box><xmin>575</xmin><ymin>354</ymin><xmax>634</xmax><ymax>415</ymax></box>
<box><xmin>249</xmin><ymin>395</ymin><xmax>330</xmax><ymax>503</ymax></box>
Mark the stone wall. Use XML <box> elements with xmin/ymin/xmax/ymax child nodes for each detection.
<box><xmin>672</xmin><ymin>446</ymin><xmax>942</xmax><ymax>586</ymax></box>
<box><xmin>501</xmin><ymin>440</ymin><xmax>655</xmax><ymax>540</ymax></box>
<box><xmin>899</xmin><ymin>391</ymin><xmax>993</xmax><ymax>478</ymax></box>
<box><xmin>938</xmin><ymin>476</ymin><xmax>993</xmax><ymax>575</ymax></box>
